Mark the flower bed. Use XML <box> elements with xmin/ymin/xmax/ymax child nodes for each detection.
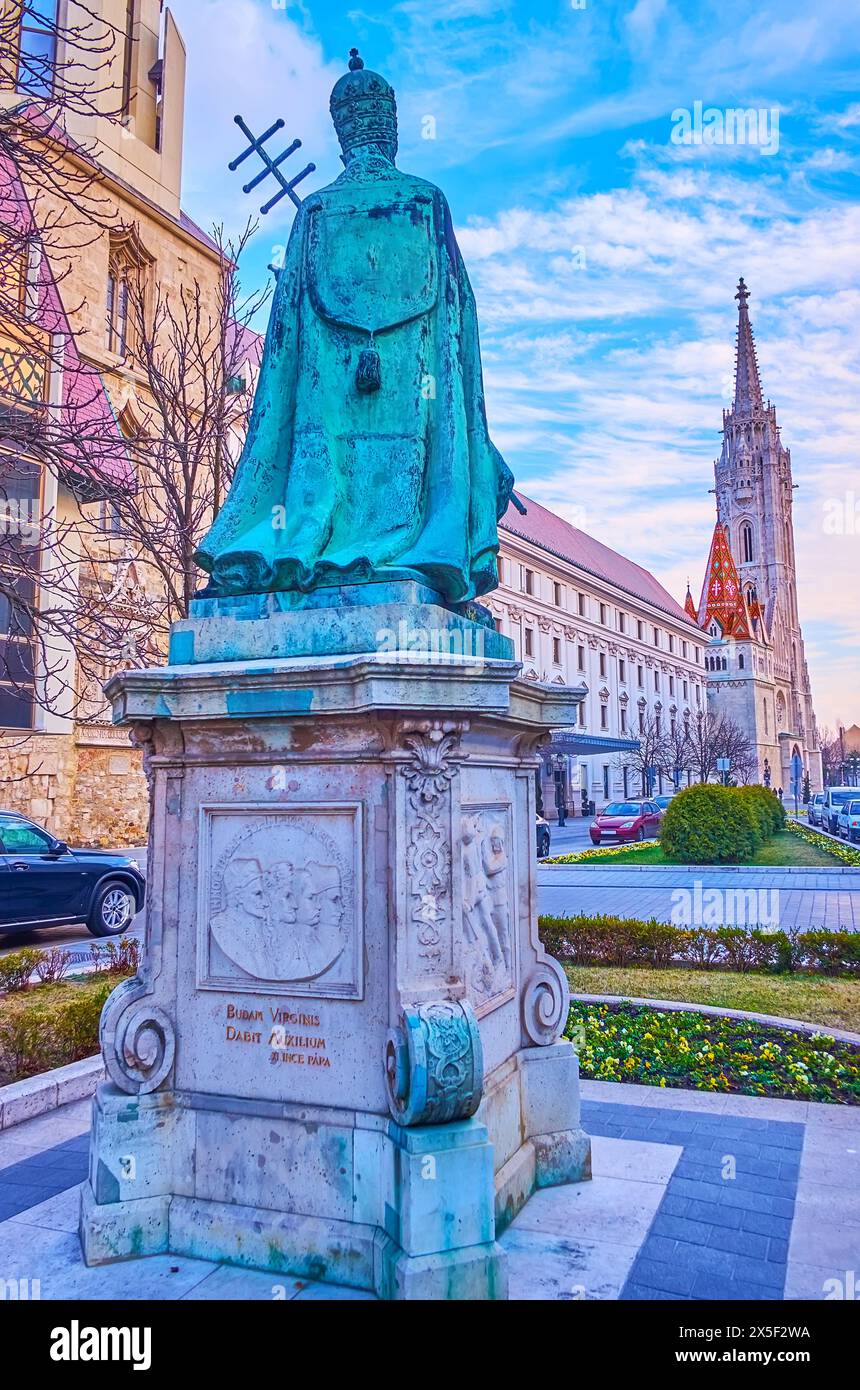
<box><xmin>566</xmin><ymin>1000</ymin><xmax>860</xmax><ymax>1103</ymax></box>
<box><xmin>787</xmin><ymin>819</ymin><xmax>860</xmax><ymax>867</ymax></box>
<box><xmin>547</xmin><ymin>840</ymin><xmax>657</xmax><ymax>864</ymax></box>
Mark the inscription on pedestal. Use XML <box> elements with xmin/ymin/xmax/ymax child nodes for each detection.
<box><xmin>197</xmin><ymin>803</ymin><xmax>364</xmax><ymax>999</ymax></box>
<box><xmin>223</xmin><ymin>1001</ymin><xmax>332</xmax><ymax>1070</ymax></box>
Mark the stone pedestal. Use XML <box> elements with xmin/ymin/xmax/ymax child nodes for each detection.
<box><xmin>80</xmin><ymin>600</ymin><xmax>590</xmax><ymax>1299</ymax></box>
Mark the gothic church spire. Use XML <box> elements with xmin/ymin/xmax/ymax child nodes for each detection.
<box><xmin>732</xmin><ymin>277</ymin><xmax>764</xmax><ymax>417</ymax></box>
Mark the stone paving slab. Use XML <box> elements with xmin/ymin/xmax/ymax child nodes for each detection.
<box><xmin>0</xmin><ymin>1085</ymin><xmax>857</xmax><ymax>1299</ymax></box>
<box><xmin>581</xmin><ymin>1100</ymin><xmax>804</xmax><ymax>1300</ymax></box>
<box><xmin>538</xmin><ymin>863</ymin><xmax>860</xmax><ymax>931</ymax></box>
<box><xmin>538</xmin><ymin>881</ymin><xmax>859</xmax><ymax>930</ymax></box>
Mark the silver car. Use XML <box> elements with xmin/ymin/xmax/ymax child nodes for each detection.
<box><xmin>836</xmin><ymin>799</ymin><xmax>860</xmax><ymax>843</ymax></box>
<box><xmin>823</xmin><ymin>787</ymin><xmax>858</xmax><ymax>835</ymax></box>
<box><xmin>808</xmin><ymin>792</ymin><xmax>825</xmax><ymax>827</ymax></box>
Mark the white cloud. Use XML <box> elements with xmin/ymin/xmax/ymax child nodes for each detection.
<box><xmin>459</xmin><ymin>157</ymin><xmax>860</xmax><ymax>726</ymax></box>
<box><xmin>169</xmin><ymin>0</ymin><xmax>344</xmax><ymax>238</ymax></box>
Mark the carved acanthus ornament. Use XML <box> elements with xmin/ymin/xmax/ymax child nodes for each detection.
<box><xmin>400</xmin><ymin>721</ymin><xmax>467</xmax><ymax>969</ymax></box>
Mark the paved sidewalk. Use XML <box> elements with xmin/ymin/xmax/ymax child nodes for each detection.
<box><xmin>0</xmin><ymin>1081</ymin><xmax>856</xmax><ymax>1300</ymax></box>
<box><xmin>538</xmin><ymin>864</ymin><xmax>860</xmax><ymax>929</ymax></box>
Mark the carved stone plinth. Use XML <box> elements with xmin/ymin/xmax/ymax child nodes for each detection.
<box><xmin>80</xmin><ymin>650</ymin><xmax>590</xmax><ymax>1299</ymax></box>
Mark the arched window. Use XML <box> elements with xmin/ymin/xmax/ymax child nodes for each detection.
<box><xmin>740</xmin><ymin>521</ymin><xmax>754</xmax><ymax>564</ymax></box>
<box><xmin>738</xmin><ymin>653</ymin><xmax>745</xmax><ymax>669</ymax></box>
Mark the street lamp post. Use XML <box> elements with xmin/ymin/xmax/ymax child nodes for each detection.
<box><xmin>790</xmin><ymin>752</ymin><xmax>804</xmax><ymax>818</ymax></box>
<box><xmin>554</xmin><ymin>753</ymin><xmax>567</xmax><ymax>828</ymax></box>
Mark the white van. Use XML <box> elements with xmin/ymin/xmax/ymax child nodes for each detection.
<box><xmin>822</xmin><ymin>787</ymin><xmax>858</xmax><ymax>835</ymax></box>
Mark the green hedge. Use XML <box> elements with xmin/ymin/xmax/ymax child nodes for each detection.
<box><xmin>539</xmin><ymin>913</ymin><xmax>860</xmax><ymax>977</ymax></box>
<box><xmin>0</xmin><ymin>940</ymin><xmax>142</xmax><ymax>1083</ymax></box>
<box><xmin>0</xmin><ymin>980</ymin><xmax>114</xmax><ymax>1081</ymax></box>
<box><xmin>739</xmin><ymin>783</ymin><xmax>786</xmax><ymax>838</ymax></box>
<box><xmin>659</xmin><ymin>782</ymin><xmax>784</xmax><ymax>863</ymax></box>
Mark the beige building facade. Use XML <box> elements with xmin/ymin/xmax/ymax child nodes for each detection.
<box><xmin>490</xmin><ymin>493</ymin><xmax>708</xmax><ymax>816</ymax></box>
<box><xmin>0</xmin><ymin>1</ymin><xmax>226</xmax><ymax>843</ymax></box>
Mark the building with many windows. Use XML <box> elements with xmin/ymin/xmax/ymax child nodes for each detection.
<box><xmin>490</xmin><ymin>494</ymin><xmax>708</xmax><ymax>815</ymax></box>
<box><xmin>0</xmin><ymin>2</ymin><xmax>229</xmax><ymax>842</ymax></box>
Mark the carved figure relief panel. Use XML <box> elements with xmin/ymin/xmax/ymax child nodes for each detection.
<box><xmin>460</xmin><ymin>804</ymin><xmax>516</xmax><ymax>1016</ymax></box>
<box><xmin>197</xmin><ymin>804</ymin><xmax>363</xmax><ymax>998</ymax></box>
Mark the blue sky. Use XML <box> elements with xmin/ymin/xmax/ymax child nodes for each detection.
<box><xmin>170</xmin><ymin>0</ymin><xmax>860</xmax><ymax>729</ymax></box>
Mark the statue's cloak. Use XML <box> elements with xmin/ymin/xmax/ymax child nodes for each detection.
<box><xmin>196</xmin><ymin>158</ymin><xmax>514</xmax><ymax>604</ymax></box>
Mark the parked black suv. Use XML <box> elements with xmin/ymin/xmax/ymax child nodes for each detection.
<box><xmin>0</xmin><ymin>812</ymin><xmax>145</xmax><ymax>937</ymax></box>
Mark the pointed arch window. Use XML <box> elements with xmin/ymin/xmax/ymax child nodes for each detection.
<box><xmin>740</xmin><ymin>521</ymin><xmax>755</xmax><ymax>564</ymax></box>
<box><xmin>105</xmin><ymin>225</ymin><xmax>154</xmax><ymax>358</ymax></box>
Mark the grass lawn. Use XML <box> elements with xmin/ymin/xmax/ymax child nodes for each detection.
<box><xmin>566</xmin><ymin>963</ymin><xmax>860</xmax><ymax>1033</ymax></box>
<box><xmin>551</xmin><ymin>830</ymin><xmax>838</xmax><ymax>868</ymax></box>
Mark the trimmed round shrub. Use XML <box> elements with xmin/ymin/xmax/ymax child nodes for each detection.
<box><xmin>738</xmin><ymin>784</ymin><xmax>786</xmax><ymax>838</ymax></box>
<box><xmin>660</xmin><ymin>783</ymin><xmax>760</xmax><ymax>864</ymax></box>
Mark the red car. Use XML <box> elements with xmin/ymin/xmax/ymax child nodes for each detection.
<box><xmin>589</xmin><ymin>800</ymin><xmax>663</xmax><ymax>845</ymax></box>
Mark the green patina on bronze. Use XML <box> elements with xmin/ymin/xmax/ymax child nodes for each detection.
<box><xmin>195</xmin><ymin>50</ymin><xmax>516</xmax><ymax>606</ymax></box>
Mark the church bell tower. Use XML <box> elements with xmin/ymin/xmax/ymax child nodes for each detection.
<box><xmin>692</xmin><ymin>281</ymin><xmax>821</xmax><ymax>790</ymax></box>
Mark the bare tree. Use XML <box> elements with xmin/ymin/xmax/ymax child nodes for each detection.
<box><xmin>614</xmin><ymin>711</ymin><xmax>666</xmax><ymax>797</ymax></box>
<box><xmin>817</xmin><ymin>725</ymin><xmax>846</xmax><ymax>787</ymax></box>
<box><xmin>0</xmin><ymin>0</ymin><xmax>126</xmax><ymax>740</ymax></box>
<box><xmin>715</xmin><ymin>716</ymin><xmax>758</xmax><ymax>785</ymax></box>
<box><xmin>660</xmin><ymin>713</ymin><xmax>694</xmax><ymax>790</ymax></box>
<box><xmin>0</xmin><ymin>0</ymin><xmax>123</xmax><ymax>444</ymax></box>
<box><xmin>0</xmin><ymin>8</ymin><xmax>267</xmax><ymax>723</ymax></box>
<box><xmin>109</xmin><ymin>221</ymin><xmax>267</xmax><ymax>628</ymax></box>
<box><xmin>1</xmin><ymin>217</ymin><xmax>267</xmax><ymax>725</ymax></box>
<box><xmin>688</xmin><ymin>710</ymin><xmax>757</xmax><ymax>785</ymax></box>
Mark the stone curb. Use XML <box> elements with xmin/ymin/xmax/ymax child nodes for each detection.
<box><xmin>571</xmin><ymin>992</ymin><xmax>860</xmax><ymax>1045</ymax></box>
<box><xmin>541</xmin><ymin>863</ymin><xmax>860</xmax><ymax>876</ymax></box>
<box><xmin>0</xmin><ymin>1055</ymin><xmax>103</xmax><ymax>1131</ymax></box>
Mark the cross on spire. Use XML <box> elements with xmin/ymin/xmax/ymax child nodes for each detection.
<box><xmin>732</xmin><ymin>277</ymin><xmax>764</xmax><ymax>416</ymax></box>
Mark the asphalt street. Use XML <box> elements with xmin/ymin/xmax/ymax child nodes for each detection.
<box><xmin>1</xmin><ymin>819</ymin><xmax>856</xmax><ymax>957</ymax></box>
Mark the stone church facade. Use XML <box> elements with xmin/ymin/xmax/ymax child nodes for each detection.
<box><xmin>685</xmin><ymin>280</ymin><xmax>822</xmax><ymax>794</ymax></box>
